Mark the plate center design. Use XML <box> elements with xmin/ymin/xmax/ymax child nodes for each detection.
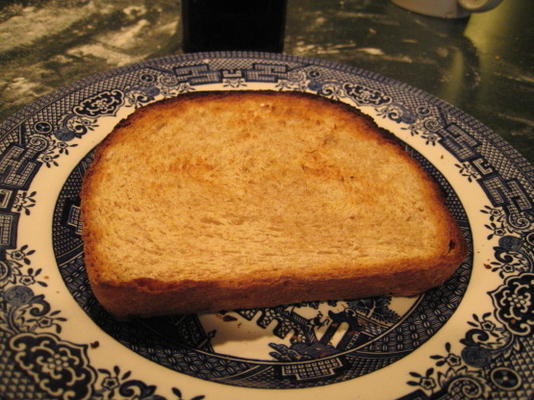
<box><xmin>197</xmin><ymin>296</ymin><xmax>417</xmax><ymax>361</ymax></box>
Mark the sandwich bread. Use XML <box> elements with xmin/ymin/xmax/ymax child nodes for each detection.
<box><xmin>81</xmin><ymin>91</ymin><xmax>467</xmax><ymax>318</ymax></box>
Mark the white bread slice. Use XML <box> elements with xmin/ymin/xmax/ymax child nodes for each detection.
<box><xmin>81</xmin><ymin>91</ymin><xmax>467</xmax><ymax>318</ymax></box>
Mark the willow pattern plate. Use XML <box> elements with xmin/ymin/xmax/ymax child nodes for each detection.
<box><xmin>0</xmin><ymin>52</ymin><xmax>532</xmax><ymax>400</ymax></box>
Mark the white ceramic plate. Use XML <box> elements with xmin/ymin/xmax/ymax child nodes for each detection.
<box><xmin>0</xmin><ymin>52</ymin><xmax>532</xmax><ymax>400</ymax></box>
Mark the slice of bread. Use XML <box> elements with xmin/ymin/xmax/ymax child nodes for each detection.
<box><xmin>81</xmin><ymin>91</ymin><xmax>467</xmax><ymax>318</ymax></box>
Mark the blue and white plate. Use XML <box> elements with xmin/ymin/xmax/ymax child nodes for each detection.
<box><xmin>0</xmin><ymin>52</ymin><xmax>532</xmax><ymax>400</ymax></box>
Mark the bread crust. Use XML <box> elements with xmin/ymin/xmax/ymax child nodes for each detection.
<box><xmin>81</xmin><ymin>91</ymin><xmax>467</xmax><ymax>318</ymax></box>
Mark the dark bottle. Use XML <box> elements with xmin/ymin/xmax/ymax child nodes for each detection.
<box><xmin>182</xmin><ymin>0</ymin><xmax>287</xmax><ymax>53</ymax></box>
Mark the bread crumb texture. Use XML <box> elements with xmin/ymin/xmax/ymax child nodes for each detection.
<box><xmin>81</xmin><ymin>91</ymin><xmax>466</xmax><ymax>317</ymax></box>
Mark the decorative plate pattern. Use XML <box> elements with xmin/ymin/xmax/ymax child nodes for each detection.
<box><xmin>0</xmin><ymin>51</ymin><xmax>532</xmax><ymax>400</ymax></box>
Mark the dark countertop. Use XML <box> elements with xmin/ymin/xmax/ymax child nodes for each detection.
<box><xmin>0</xmin><ymin>0</ymin><xmax>532</xmax><ymax>162</ymax></box>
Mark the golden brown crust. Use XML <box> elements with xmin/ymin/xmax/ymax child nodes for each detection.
<box><xmin>81</xmin><ymin>90</ymin><xmax>468</xmax><ymax>318</ymax></box>
<box><xmin>90</xmin><ymin>252</ymin><xmax>465</xmax><ymax>318</ymax></box>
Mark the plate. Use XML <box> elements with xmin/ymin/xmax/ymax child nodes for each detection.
<box><xmin>0</xmin><ymin>52</ymin><xmax>532</xmax><ymax>400</ymax></box>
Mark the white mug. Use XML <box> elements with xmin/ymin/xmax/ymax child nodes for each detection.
<box><xmin>391</xmin><ymin>0</ymin><xmax>503</xmax><ymax>18</ymax></box>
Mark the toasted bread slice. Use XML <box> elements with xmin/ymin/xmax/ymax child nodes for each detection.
<box><xmin>81</xmin><ymin>91</ymin><xmax>466</xmax><ymax>318</ymax></box>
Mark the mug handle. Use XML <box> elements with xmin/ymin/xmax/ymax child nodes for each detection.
<box><xmin>457</xmin><ymin>0</ymin><xmax>503</xmax><ymax>12</ymax></box>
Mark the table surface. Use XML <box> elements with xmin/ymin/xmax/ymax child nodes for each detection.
<box><xmin>0</xmin><ymin>0</ymin><xmax>532</xmax><ymax>162</ymax></box>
